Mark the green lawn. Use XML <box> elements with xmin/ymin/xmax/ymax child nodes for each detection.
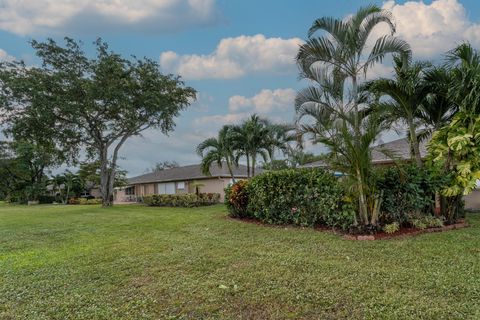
<box><xmin>0</xmin><ymin>204</ymin><xmax>479</xmax><ymax>319</ymax></box>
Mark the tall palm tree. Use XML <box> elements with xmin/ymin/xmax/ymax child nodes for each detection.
<box><xmin>196</xmin><ymin>125</ymin><xmax>238</xmax><ymax>183</ymax></box>
<box><xmin>233</xmin><ymin>115</ymin><xmax>272</xmax><ymax>177</ymax></box>
<box><xmin>297</xmin><ymin>4</ymin><xmax>411</xmax><ymax>117</ymax></box>
<box><xmin>366</xmin><ymin>56</ymin><xmax>430</xmax><ymax>166</ymax></box>
<box><xmin>295</xmin><ymin>5</ymin><xmax>410</xmax><ymax>227</ymax></box>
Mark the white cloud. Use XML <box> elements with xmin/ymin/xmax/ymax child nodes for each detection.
<box><xmin>192</xmin><ymin>88</ymin><xmax>296</xmax><ymax>140</ymax></box>
<box><xmin>228</xmin><ymin>88</ymin><xmax>296</xmax><ymax>114</ymax></box>
<box><xmin>160</xmin><ymin>34</ymin><xmax>303</xmax><ymax>79</ymax></box>
<box><xmin>380</xmin><ymin>0</ymin><xmax>480</xmax><ymax>57</ymax></box>
<box><xmin>0</xmin><ymin>0</ymin><xmax>219</xmax><ymax>35</ymax></box>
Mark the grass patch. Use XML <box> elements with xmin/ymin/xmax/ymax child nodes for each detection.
<box><xmin>1</xmin><ymin>204</ymin><xmax>479</xmax><ymax>319</ymax></box>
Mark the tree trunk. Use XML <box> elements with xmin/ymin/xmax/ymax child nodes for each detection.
<box><xmin>251</xmin><ymin>154</ymin><xmax>256</xmax><ymax>177</ymax></box>
<box><xmin>246</xmin><ymin>153</ymin><xmax>250</xmax><ymax>178</ymax></box>
<box><xmin>356</xmin><ymin>168</ymin><xmax>369</xmax><ymax>225</ymax></box>
<box><xmin>227</xmin><ymin>158</ymin><xmax>236</xmax><ymax>184</ymax></box>
<box><xmin>99</xmin><ymin>147</ymin><xmax>112</xmax><ymax>207</ymax></box>
<box><xmin>409</xmin><ymin>121</ymin><xmax>423</xmax><ymax>167</ymax></box>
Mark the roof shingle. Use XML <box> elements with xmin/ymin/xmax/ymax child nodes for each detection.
<box><xmin>128</xmin><ymin>163</ymin><xmax>257</xmax><ymax>184</ymax></box>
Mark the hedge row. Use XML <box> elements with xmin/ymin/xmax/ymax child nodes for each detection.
<box><xmin>226</xmin><ymin>168</ymin><xmax>354</xmax><ymax>230</ymax></box>
<box><xmin>68</xmin><ymin>198</ymin><xmax>103</xmax><ymax>205</ymax></box>
<box><xmin>144</xmin><ymin>193</ymin><xmax>221</xmax><ymax>207</ymax></box>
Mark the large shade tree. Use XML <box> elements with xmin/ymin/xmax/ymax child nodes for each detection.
<box><xmin>0</xmin><ymin>38</ymin><xmax>196</xmax><ymax>206</ymax></box>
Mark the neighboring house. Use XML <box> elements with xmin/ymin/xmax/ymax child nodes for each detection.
<box><xmin>115</xmin><ymin>163</ymin><xmax>260</xmax><ymax>202</ymax></box>
<box><xmin>300</xmin><ymin>136</ymin><xmax>429</xmax><ymax>169</ymax></box>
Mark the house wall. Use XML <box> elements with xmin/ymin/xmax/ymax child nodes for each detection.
<box><xmin>123</xmin><ymin>177</ymin><xmax>234</xmax><ymax>202</ymax></box>
<box><xmin>464</xmin><ymin>190</ymin><xmax>480</xmax><ymax>210</ymax></box>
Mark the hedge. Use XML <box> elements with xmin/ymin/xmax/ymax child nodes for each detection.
<box><xmin>68</xmin><ymin>198</ymin><xmax>103</xmax><ymax>205</ymax></box>
<box><xmin>226</xmin><ymin>169</ymin><xmax>354</xmax><ymax>229</ymax></box>
<box><xmin>143</xmin><ymin>193</ymin><xmax>221</xmax><ymax>207</ymax></box>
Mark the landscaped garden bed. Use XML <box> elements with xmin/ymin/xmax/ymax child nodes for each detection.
<box><xmin>225</xmin><ymin>167</ymin><xmax>466</xmax><ymax>237</ymax></box>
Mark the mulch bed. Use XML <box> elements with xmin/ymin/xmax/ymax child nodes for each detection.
<box><xmin>343</xmin><ymin>220</ymin><xmax>468</xmax><ymax>241</ymax></box>
<box><xmin>226</xmin><ymin>216</ymin><xmax>468</xmax><ymax>240</ymax></box>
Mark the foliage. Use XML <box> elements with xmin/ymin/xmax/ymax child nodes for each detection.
<box><xmin>295</xmin><ymin>5</ymin><xmax>410</xmax><ymax>228</ymax></box>
<box><xmin>143</xmin><ymin>193</ymin><xmax>220</xmax><ymax>207</ymax></box>
<box><xmin>224</xmin><ymin>180</ymin><xmax>250</xmax><ymax>218</ymax></box>
<box><xmin>246</xmin><ymin>168</ymin><xmax>352</xmax><ymax>229</ymax></box>
<box><xmin>375</xmin><ymin>165</ymin><xmax>449</xmax><ymax>224</ymax></box>
<box><xmin>149</xmin><ymin>161</ymin><xmax>179</xmax><ymax>172</ymax></box>
<box><xmin>383</xmin><ymin>222</ymin><xmax>399</xmax><ymax>234</ymax></box>
<box><xmin>68</xmin><ymin>198</ymin><xmax>102</xmax><ymax>205</ymax></box>
<box><xmin>0</xmin><ymin>38</ymin><xmax>196</xmax><ymax>207</ymax></box>
<box><xmin>197</xmin><ymin>125</ymin><xmax>240</xmax><ymax>182</ymax></box>
<box><xmin>366</xmin><ymin>56</ymin><xmax>430</xmax><ymax>166</ymax></box>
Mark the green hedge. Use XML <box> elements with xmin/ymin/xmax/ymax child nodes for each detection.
<box><xmin>226</xmin><ymin>168</ymin><xmax>354</xmax><ymax>229</ymax></box>
<box><xmin>374</xmin><ymin>165</ymin><xmax>451</xmax><ymax>224</ymax></box>
<box><xmin>143</xmin><ymin>193</ymin><xmax>221</xmax><ymax>207</ymax></box>
<box><xmin>68</xmin><ymin>198</ymin><xmax>103</xmax><ymax>205</ymax></box>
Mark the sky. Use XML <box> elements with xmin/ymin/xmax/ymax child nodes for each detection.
<box><xmin>0</xmin><ymin>0</ymin><xmax>480</xmax><ymax>176</ymax></box>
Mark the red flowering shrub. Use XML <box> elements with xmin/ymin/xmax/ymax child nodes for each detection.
<box><xmin>225</xmin><ymin>180</ymin><xmax>250</xmax><ymax>218</ymax></box>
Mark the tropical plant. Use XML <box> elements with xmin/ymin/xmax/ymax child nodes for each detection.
<box><xmin>366</xmin><ymin>56</ymin><xmax>430</xmax><ymax>166</ymax></box>
<box><xmin>295</xmin><ymin>5</ymin><xmax>410</xmax><ymax>228</ymax></box>
<box><xmin>428</xmin><ymin>43</ymin><xmax>480</xmax><ymax>222</ymax></box>
<box><xmin>197</xmin><ymin>125</ymin><xmax>239</xmax><ymax>182</ymax></box>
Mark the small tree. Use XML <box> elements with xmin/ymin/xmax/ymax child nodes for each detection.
<box><xmin>0</xmin><ymin>38</ymin><xmax>196</xmax><ymax>206</ymax></box>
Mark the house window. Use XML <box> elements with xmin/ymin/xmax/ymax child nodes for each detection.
<box><xmin>177</xmin><ymin>181</ymin><xmax>185</xmax><ymax>190</ymax></box>
<box><xmin>158</xmin><ymin>182</ymin><xmax>176</xmax><ymax>195</ymax></box>
<box><xmin>125</xmin><ymin>187</ymin><xmax>135</xmax><ymax>195</ymax></box>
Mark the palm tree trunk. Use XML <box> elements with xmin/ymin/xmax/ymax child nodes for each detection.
<box><xmin>246</xmin><ymin>153</ymin><xmax>250</xmax><ymax>178</ymax></box>
<box><xmin>227</xmin><ymin>158</ymin><xmax>236</xmax><ymax>183</ymax></box>
<box><xmin>409</xmin><ymin>122</ymin><xmax>423</xmax><ymax>167</ymax></box>
<box><xmin>356</xmin><ymin>168</ymin><xmax>369</xmax><ymax>225</ymax></box>
<box><xmin>252</xmin><ymin>154</ymin><xmax>256</xmax><ymax>176</ymax></box>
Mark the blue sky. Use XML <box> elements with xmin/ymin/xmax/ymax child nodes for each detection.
<box><xmin>1</xmin><ymin>0</ymin><xmax>480</xmax><ymax>176</ymax></box>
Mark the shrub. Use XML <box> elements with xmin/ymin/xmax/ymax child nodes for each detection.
<box><xmin>143</xmin><ymin>193</ymin><xmax>220</xmax><ymax>207</ymax></box>
<box><xmin>69</xmin><ymin>198</ymin><xmax>102</xmax><ymax>205</ymax></box>
<box><xmin>383</xmin><ymin>222</ymin><xmax>400</xmax><ymax>234</ymax></box>
<box><xmin>375</xmin><ymin>165</ymin><xmax>448</xmax><ymax>224</ymax></box>
<box><xmin>38</xmin><ymin>195</ymin><xmax>57</xmax><ymax>204</ymax></box>
<box><xmin>225</xmin><ymin>180</ymin><xmax>250</xmax><ymax>218</ymax></box>
<box><xmin>246</xmin><ymin>168</ymin><xmax>352</xmax><ymax>229</ymax></box>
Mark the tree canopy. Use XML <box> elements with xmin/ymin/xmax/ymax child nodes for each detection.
<box><xmin>0</xmin><ymin>38</ymin><xmax>196</xmax><ymax>206</ymax></box>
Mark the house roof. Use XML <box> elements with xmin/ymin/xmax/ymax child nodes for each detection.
<box><xmin>127</xmin><ymin>163</ymin><xmax>258</xmax><ymax>185</ymax></box>
<box><xmin>299</xmin><ymin>136</ymin><xmax>429</xmax><ymax>168</ymax></box>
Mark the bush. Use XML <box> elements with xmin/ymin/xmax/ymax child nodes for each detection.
<box><xmin>245</xmin><ymin>168</ymin><xmax>352</xmax><ymax>229</ymax></box>
<box><xmin>225</xmin><ymin>180</ymin><xmax>250</xmax><ymax>218</ymax></box>
<box><xmin>383</xmin><ymin>222</ymin><xmax>400</xmax><ymax>234</ymax></box>
<box><xmin>69</xmin><ymin>198</ymin><xmax>102</xmax><ymax>205</ymax></box>
<box><xmin>143</xmin><ymin>193</ymin><xmax>220</xmax><ymax>207</ymax></box>
<box><xmin>375</xmin><ymin>165</ymin><xmax>448</xmax><ymax>224</ymax></box>
<box><xmin>38</xmin><ymin>195</ymin><xmax>57</xmax><ymax>204</ymax></box>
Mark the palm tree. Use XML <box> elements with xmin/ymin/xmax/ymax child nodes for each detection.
<box><xmin>297</xmin><ymin>4</ymin><xmax>411</xmax><ymax>117</ymax></box>
<box><xmin>366</xmin><ymin>56</ymin><xmax>430</xmax><ymax>166</ymax></box>
<box><xmin>232</xmin><ymin>115</ymin><xmax>270</xmax><ymax>177</ymax></box>
<box><xmin>196</xmin><ymin>125</ymin><xmax>238</xmax><ymax>183</ymax></box>
<box><xmin>295</xmin><ymin>5</ymin><xmax>410</xmax><ymax>227</ymax></box>
<box><xmin>418</xmin><ymin>66</ymin><xmax>457</xmax><ymax>140</ymax></box>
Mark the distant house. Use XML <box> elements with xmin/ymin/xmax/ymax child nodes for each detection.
<box><xmin>115</xmin><ymin>163</ymin><xmax>260</xmax><ymax>202</ymax></box>
<box><xmin>300</xmin><ymin>136</ymin><xmax>428</xmax><ymax>168</ymax></box>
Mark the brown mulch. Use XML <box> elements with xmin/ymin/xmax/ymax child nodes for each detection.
<box><xmin>225</xmin><ymin>215</ymin><xmax>468</xmax><ymax>241</ymax></box>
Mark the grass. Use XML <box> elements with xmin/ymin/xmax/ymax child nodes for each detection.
<box><xmin>0</xmin><ymin>204</ymin><xmax>479</xmax><ymax>319</ymax></box>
